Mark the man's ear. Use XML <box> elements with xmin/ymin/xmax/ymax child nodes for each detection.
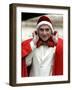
<box><xmin>52</xmin><ymin>31</ymin><xmax>58</xmax><ymax>44</ymax></box>
<box><xmin>35</xmin><ymin>31</ymin><xmax>38</xmax><ymax>35</ymax></box>
<box><xmin>53</xmin><ymin>31</ymin><xmax>57</xmax><ymax>35</ymax></box>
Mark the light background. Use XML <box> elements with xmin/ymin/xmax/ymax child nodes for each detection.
<box><xmin>22</xmin><ymin>14</ymin><xmax>63</xmax><ymax>41</ymax></box>
<box><xmin>0</xmin><ymin>0</ymin><xmax>72</xmax><ymax>90</ymax></box>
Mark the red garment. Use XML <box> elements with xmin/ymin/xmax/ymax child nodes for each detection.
<box><xmin>21</xmin><ymin>39</ymin><xmax>32</xmax><ymax>77</ymax></box>
<box><xmin>52</xmin><ymin>38</ymin><xmax>63</xmax><ymax>75</ymax></box>
<box><xmin>21</xmin><ymin>38</ymin><xmax>63</xmax><ymax>77</ymax></box>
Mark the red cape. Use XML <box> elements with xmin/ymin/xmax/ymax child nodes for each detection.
<box><xmin>21</xmin><ymin>38</ymin><xmax>63</xmax><ymax>77</ymax></box>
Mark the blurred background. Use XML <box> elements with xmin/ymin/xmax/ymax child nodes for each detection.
<box><xmin>21</xmin><ymin>13</ymin><xmax>63</xmax><ymax>42</ymax></box>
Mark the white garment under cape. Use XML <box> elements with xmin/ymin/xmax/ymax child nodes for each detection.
<box><xmin>26</xmin><ymin>45</ymin><xmax>56</xmax><ymax>77</ymax></box>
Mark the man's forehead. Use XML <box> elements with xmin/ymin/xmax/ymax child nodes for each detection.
<box><xmin>39</xmin><ymin>24</ymin><xmax>52</xmax><ymax>29</ymax></box>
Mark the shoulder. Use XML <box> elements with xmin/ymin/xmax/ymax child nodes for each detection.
<box><xmin>22</xmin><ymin>38</ymin><xmax>32</xmax><ymax>45</ymax></box>
<box><xmin>57</xmin><ymin>38</ymin><xmax>63</xmax><ymax>47</ymax></box>
<box><xmin>58</xmin><ymin>38</ymin><xmax>63</xmax><ymax>43</ymax></box>
<box><xmin>56</xmin><ymin>38</ymin><xmax>63</xmax><ymax>52</ymax></box>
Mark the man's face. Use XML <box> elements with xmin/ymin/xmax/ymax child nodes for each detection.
<box><xmin>37</xmin><ymin>24</ymin><xmax>52</xmax><ymax>41</ymax></box>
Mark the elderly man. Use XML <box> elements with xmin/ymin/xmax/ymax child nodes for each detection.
<box><xmin>21</xmin><ymin>15</ymin><xmax>63</xmax><ymax>77</ymax></box>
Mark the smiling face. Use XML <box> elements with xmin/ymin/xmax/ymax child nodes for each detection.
<box><xmin>37</xmin><ymin>24</ymin><xmax>52</xmax><ymax>41</ymax></box>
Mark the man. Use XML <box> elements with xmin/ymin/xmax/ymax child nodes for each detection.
<box><xmin>21</xmin><ymin>15</ymin><xmax>63</xmax><ymax>77</ymax></box>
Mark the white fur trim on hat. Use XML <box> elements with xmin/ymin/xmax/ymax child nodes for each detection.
<box><xmin>37</xmin><ymin>21</ymin><xmax>54</xmax><ymax>33</ymax></box>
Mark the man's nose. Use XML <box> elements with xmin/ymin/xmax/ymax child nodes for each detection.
<box><xmin>43</xmin><ymin>30</ymin><xmax>47</xmax><ymax>35</ymax></box>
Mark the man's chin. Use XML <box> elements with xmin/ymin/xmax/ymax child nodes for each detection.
<box><xmin>39</xmin><ymin>37</ymin><xmax>49</xmax><ymax>42</ymax></box>
<box><xmin>41</xmin><ymin>38</ymin><xmax>48</xmax><ymax>42</ymax></box>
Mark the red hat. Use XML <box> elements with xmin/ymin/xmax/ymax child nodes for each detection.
<box><xmin>37</xmin><ymin>15</ymin><xmax>54</xmax><ymax>32</ymax></box>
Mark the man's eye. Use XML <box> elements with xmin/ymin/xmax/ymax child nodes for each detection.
<box><xmin>46</xmin><ymin>29</ymin><xmax>49</xmax><ymax>31</ymax></box>
<box><xmin>40</xmin><ymin>29</ymin><xmax>43</xmax><ymax>31</ymax></box>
